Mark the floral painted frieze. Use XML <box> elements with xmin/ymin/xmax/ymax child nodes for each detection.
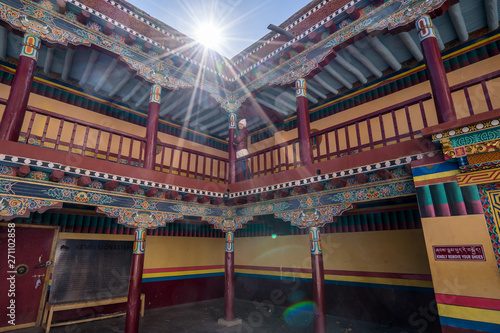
<box><xmin>203</xmin><ymin>215</ymin><xmax>253</xmax><ymax>232</ymax></box>
<box><xmin>96</xmin><ymin>206</ymin><xmax>181</xmax><ymax>229</ymax></box>
<box><xmin>275</xmin><ymin>204</ymin><xmax>353</xmax><ymax>229</ymax></box>
<box><xmin>0</xmin><ymin>4</ymin><xmax>90</xmax><ymax>47</ymax></box>
<box><xmin>0</xmin><ymin>195</ymin><xmax>62</xmax><ymax>220</ymax></box>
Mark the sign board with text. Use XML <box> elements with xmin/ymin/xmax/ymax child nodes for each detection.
<box><xmin>433</xmin><ymin>245</ymin><xmax>486</xmax><ymax>261</ymax></box>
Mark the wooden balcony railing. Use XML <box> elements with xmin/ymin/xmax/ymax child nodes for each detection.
<box><xmin>7</xmin><ymin>69</ymin><xmax>500</xmax><ymax>184</ymax></box>
<box><xmin>244</xmin><ymin>93</ymin><xmax>433</xmax><ymax>176</ymax></box>
<box><xmin>244</xmin><ymin>69</ymin><xmax>500</xmax><ymax>179</ymax></box>
<box><xmin>10</xmin><ymin>100</ymin><xmax>228</xmax><ymax>183</ymax></box>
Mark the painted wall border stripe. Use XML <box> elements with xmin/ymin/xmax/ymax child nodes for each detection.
<box><xmin>436</xmin><ymin>294</ymin><xmax>500</xmax><ymax>312</ymax></box>
<box><xmin>440</xmin><ymin>316</ymin><xmax>500</xmax><ymax>333</ymax></box>
<box><xmin>234</xmin><ymin>273</ymin><xmax>434</xmax><ymax>293</ymax></box>
<box><xmin>234</xmin><ymin>265</ymin><xmax>432</xmax><ymax>280</ymax></box>
<box><xmin>143</xmin><ymin>272</ymin><xmax>224</xmax><ymax>283</ymax></box>
<box><xmin>437</xmin><ymin>304</ymin><xmax>500</xmax><ymax>326</ymax></box>
<box><xmin>143</xmin><ymin>265</ymin><xmax>224</xmax><ymax>274</ymax></box>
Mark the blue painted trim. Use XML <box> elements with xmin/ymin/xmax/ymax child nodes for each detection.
<box><xmin>142</xmin><ymin>272</ymin><xmax>224</xmax><ymax>283</ymax></box>
<box><xmin>324</xmin><ymin>279</ymin><xmax>434</xmax><ymax>293</ymax></box>
<box><xmin>234</xmin><ymin>273</ymin><xmax>434</xmax><ymax>293</ymax></box>
<box><xmin>412</xmin><ymin>162</ymin><xmax>458</xmax><ymax>177</ymax></box>
<box><xmin>440</xmin><ymin>316</ymin><xmax>500</xmax><ymax>333</ymax></box>
<box><xmin>235</xmin><ymin>272</ymin><xmax>311</xmax><ymax>282</ymax></box>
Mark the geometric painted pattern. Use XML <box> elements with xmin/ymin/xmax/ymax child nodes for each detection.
<box><xmin>457</xmin><ymin>169</ymin><xmax>500</xmax><ymax>186</ymax></box>
<box><xmin>478</xmin><ymin>184</ymin><xmax>500</xmax><ymax>271</ymax></box>
<box><xmin>468</xmin><ymin>150</ymin><xmax>500</xmax><ymax>166</ymax></box>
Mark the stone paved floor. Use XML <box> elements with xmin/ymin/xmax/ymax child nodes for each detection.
<box><xmin>16</xmin><ymin>298</ymin><xmax>427</xmax><ymax>333</ymax></box>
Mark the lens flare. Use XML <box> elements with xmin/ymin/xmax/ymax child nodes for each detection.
<box><xmin>283</xmin><ymin>301</ymin><xmax>315</xmax><ymax>327</ymax></box>
<box><xmin>195</xmin><ymin>22</ymin><xmax>222</xmax><ymax>50</ymax></box>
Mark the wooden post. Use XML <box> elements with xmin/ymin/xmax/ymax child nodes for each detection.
<box><xmin>0</xmin><ymin>34</ymin><xmax>40</xmax><ymax>141</ymax></box>
<box><xmin>218</xmin><ymin>230</ymin><xmax>242</xmax><ymax>326</ymax></box>
<box><xmin>417</xmin><ymin>15</ymin><xmax>456</xmax><ymax>123</ymax></box>
<box><xmin>224</xmin><ymin>231</ymin><xmax>235</xmax><ymax>320</ymax></box>
<box><xmin>144</xmin><ymin>85</ymin><xmax>161</xmax><ymax>170</ymax></box>
<box><xmin>228</xmin><ymin>113</ymin><xmax>236</xmax><ymax>184</ymax></box>
<box><xmin>125</xmin><ymin>228</ymin><xmax>146</xmax><ymax>333</ymax></box>
<box><xmin>309</xmin><ymin>227</ymin><xmax>326</xmax><ymax>333</ymax></box>
<box><xmin>296</xmin><ymin>78</ymin><xmax>314</xmax><ymax>166</ymax></box>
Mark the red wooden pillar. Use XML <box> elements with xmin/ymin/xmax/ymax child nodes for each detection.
<box><xmin>125</xmin><ymin>228</ymin><xmax>146</xmax><ymax>333</ymax></box>
<box><xmin>218</xmin><ymin>230</ymin><xmax>242</xmax><ymax>326</ymax></box>
<box><xmin>224</xmin><ymin>231</ymin><xmax>235</xmax><ymax>320</ymax></box>
<box><xmin>417</xmin><ymin>15</ymin><xmax>456</xmax><ymax>123</ymax></box>
<box><xmin>144</xmin><ymin>85</ymin><xmax>161</xmax><ymax>170</ymax></box>
<box><xmin>228</xmin><ymin>113</ymin><xmax>236</xmax><ymax>184</ymax></box>
<box><xmin>309</xmin><ymin>226</ymin><xmax>326</xmax><ymax>333</ymax></box>
<box><xmin>296</xmin><ymin>78</ymin><xmax>313</xmax><ymax>166</ymax></box>
<box><xmin>0</xmin><ymin>34</ymin><xmax>41</xmax><ymax>141</ymax></box>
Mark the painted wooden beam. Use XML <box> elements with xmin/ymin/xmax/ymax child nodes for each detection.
<box><xmin>366</xmin><ymin>36</ymin><xmax>401</xmax><ymax>71</ymax></box>
<box><xmin>201</xmin><ymin>115</ymin><xmax>227</xmax><ymax>131</ymax></box>
<box><xmin>145</xmin><ymin>188</ymin><xmax>158</xmax><ymax>197</ymax></box>
<box><xmin>77</xmin><ymin>10</ymin><xmax>90</xmax><ymax>25</ymax></box>
<box><xmin>255</xmin><ymin>97</ymin><xmax>289</xmax><ymax>115</ymax></box>
<box><xmin>61</xmin><ymin>48</ymin><xmax>75</xmax><ymax>81</ymax></box>
<box><xmin>433</xmin><ymin>25</ymin><xmax>445</xmax><ymax>51</ymax></box>
<box><xmin>95</xmin><ymin>59</ymin><xmax>118</xmax><ymax>92</ymax></box>
<box><xmin>79</xmin><ymin>50</ymin><xmax>99</xmax><ymax>86</ymax></box>
<box><xmin>345</xmin><ymin>44</ymin><xmax>382</xmax><ymax>78</ymax></box>
<box><xmin>77</xmin><ymin>175</ymin><xmax>91</xmax><ymax>186</ymax></box>
<box><xmin>135</xmin><ymin>91</ymin><xmax>150</xmax><ymax>107</ymax></box>
<box><xmin>398</xmin><ymin>32</ymin><xmax>423</xmax><ymax>61</ymax></box>
<box><xmin>49</xmin><ymin>170</ymin><xmax>65</xmax><ymax>182</ymax></box>
<box><xmin>304</xmin><ymin>90</ymin><xmax>319</xmax><ymax>104</ymax></box>
<box><xmin>103</xmin><ymin>180</ymin><xmax>119</xmax><ymax>191</ymax></box>
<box><xmin>160</xmin><ymin>93</ymin><xmax>190</xmax><ymax>116</ymax></box>
<box><xmin>172</xmin><ymin>95</ymin><xmax>199</xmax><ymax>121</ymax></box>
<box><xmin>335</xmin><ymin>55</ymin><xmax>367</xmax><ymax>84</ymax></box>
<box><xmin>485</xmin><ymin>0</ymin><xmax>499</xmax><ymax>31</ymax></box>
<box><xmin>260</xmin><ymin>91</ymin><xmax>295</xmax><ymax>110</ymax></box>
<box><xmin>108</xmin><ymin>72</ymin><xmax>133</xmax><ymax>97</ymax></box>
<box><xmin>196</xmin><ymin>107</ymin><xmax>220</xmax><ymax>123</ymax></box>
<box><xmin>323</xmin><ymin>64</ymin><xmax>353</xmax><ymax>89</ymax></box>
<box><xmin>0</xmin><ymin>26</ymin><xmax>8</xmax><ymax>59</ymax></box>
<box><xmin>306</xmin><ymin>81</ymin><xmax>328</xmax><ymax>100</ymax></box>
<box><xmin>123</xmin><ymin>81</ymin><xmax>144</xmax><ymax>103</ymax></box>
<box><xmin>448</xmin><ymin>4</ymin><xmax>469</xmax><ymax>42</ymax></box>
<box><xmin>16</xmin><ymin>165</ymin><xmax>31</xmax><ymax>177</ymax></box>
<box><xmin>43</xmin><ymin>48</ymin><xmax>54</xmax><ymax>74</ymax></box>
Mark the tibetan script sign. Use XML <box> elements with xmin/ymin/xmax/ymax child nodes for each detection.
<box><xmin>433</xmin><ymin>245</ymin><xmax>486</xmax><ymax>261</ymax></box>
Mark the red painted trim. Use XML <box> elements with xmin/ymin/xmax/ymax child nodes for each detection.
<box><xmin>436</xmin><ymin>294</ymin><xmax>500</xmax><ymax>311</ymax></box>
<box><xmin>234</xmin><ymin>265</ymin><xmax>432</xmax><ymax>281</ymax></box>
<box><xmin>441</xmin><ymin>325</ymin><xmax>485</xmax><ymax>333</ymax></box>
<box><xmin>0</xmin><ymin>140</ymin><xmax>227</xmax><ymax>192</ymax></box>
<box><xmin>230</xmin><ymin>138</ymin><xmax>435</xmax><ymax>192</ymax></box>
<box><xmin>143</xmin><ymin>265</ymin><xmax>224</xmax><ymax>274</ymax></box>
<box><xmin>421</xmin><ymin>108</ymin><xmax>500</xmax><ymax>137</ymax></box>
